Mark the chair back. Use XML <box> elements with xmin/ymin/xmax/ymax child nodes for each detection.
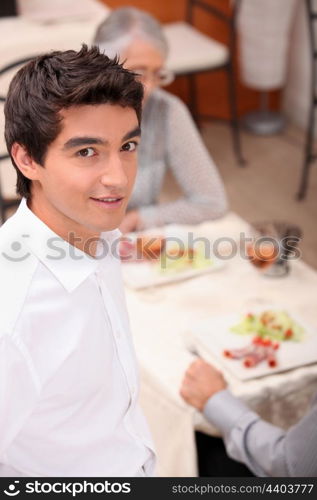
<box><xmin>186</xmin><ymin>0</ymin><xmax>242</xmax><ymax>54</ymax></box>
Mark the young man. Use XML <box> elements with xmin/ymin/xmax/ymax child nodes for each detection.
<box><xmin>0</xmin><ymin>45</ymin><xmax>155</xmax><ymax>476</ymax></box>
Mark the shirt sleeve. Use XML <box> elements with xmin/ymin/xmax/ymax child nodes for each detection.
<box><xmin>0</xmin><ymin>334</ymin><xmax>40</xmax><ymax>456</ymax></box>
<box><xmin>203</xmin><ymin>389</ymin><xmax>317</xmax><ymax>477</ymax></box>
<box><xmin>138</xmin><ymin>95</ymin><xmax>228</xmax><ymax>229</ymax></box>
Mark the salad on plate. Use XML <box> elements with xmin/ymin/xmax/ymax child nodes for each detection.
<box><xmin>157</xmin><ymin>242</ymin><xmax>214</xmax><ymax>275</ymax></box>
<box><xmin>223</xmin><ymin>310</ymin><xmax>306</xmax><ymax>369</ymax></box>
<box><xmin>230</xmin><ymin>310</ymin><xmax>305</xmax><ymax>342</ymax></box>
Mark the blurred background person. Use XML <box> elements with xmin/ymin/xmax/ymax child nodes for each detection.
<box><xmin>180</xmin><ymin>358</ymin><xmax>317</xmax><ymax>477</ymax></box>
<box><xmin>94</xmin><ymin>7</ymin><xmax>228</xmax><ymax>233</ymax></box>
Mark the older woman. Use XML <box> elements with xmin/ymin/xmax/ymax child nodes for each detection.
<box><xmin>94</xmin><ymin>7</ymin><xmax>228</xmax><ymax>233</ymax></box>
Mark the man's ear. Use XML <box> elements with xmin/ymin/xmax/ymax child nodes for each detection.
<box><xmin>11</xmin><ymin>143</ymin><xmax>41</xmax><ymax>180</ymax></box>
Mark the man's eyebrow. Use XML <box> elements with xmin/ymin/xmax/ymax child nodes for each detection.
<box><xmin>62</xmin><ymin>127</ymin><xmax>141</xmax><ymax>150</ymax></box>
<box><xmin>122</xmin><ymin>126</ymin><xmax>141</xmax><ymax>142</ymax></box>
<box><xmin>62</xmin><ymin>137</ymin><xmax>106</xmax><ymax>150</ymax></box>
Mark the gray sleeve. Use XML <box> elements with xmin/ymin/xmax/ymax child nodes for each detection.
<box><xmin>203</xmin><ymin>389</ymin><xmax>317</xmax><ymax>477</ymax></box>
<box><xmin>139</xmin><ymin>95</ymin><xmax>228</xmax><ymax>228</ymax></box>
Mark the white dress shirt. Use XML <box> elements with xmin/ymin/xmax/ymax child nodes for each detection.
<box><xmin>0</xmin><ymin>199</ymin><xmax>155</xmax><ymax>477</ymax></box>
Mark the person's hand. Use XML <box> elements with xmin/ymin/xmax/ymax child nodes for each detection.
<box><xmin>119</xmin><ymin>210</ymin><xmax>140</xmax><ymax>234</ymax></box>
<box><xmin>180</xmin><ymin>358</ymin><xmax>227</xmax><ymax>411</ymax></box>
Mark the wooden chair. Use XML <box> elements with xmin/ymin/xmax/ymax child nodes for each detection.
<box><xmin>0</xmin><ymin>2</ymin><xmax>245</xmax><ymax>222</ymax></box>
<box><xmin>297</xmin><ymin>0</ymin><xmax>317</xmax><ymax>200</ymax></box>
<box><xmin>163</xmin><ymin>0</ymin><xmax>245</xmax><ymax>165</ymax></box>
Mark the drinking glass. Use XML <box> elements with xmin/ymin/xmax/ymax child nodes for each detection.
<box><xmin>246</xmin><ymin>222</ymin><xmax>280</xmax><ymax>274</ymax></box>
<box><xmin>246</xmin><ymin>221</ymin><xmax>302</xmax><ymax>277</ymax></box>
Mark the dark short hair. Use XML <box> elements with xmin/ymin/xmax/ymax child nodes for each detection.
<box><xmin>4</xmin><ymin>44</ymin><xmax>144</xmax><ymax>198</ymax></box>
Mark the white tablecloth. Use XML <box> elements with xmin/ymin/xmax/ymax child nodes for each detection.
<box><xmin>124</xmin><ymin>213</ymin><xmax>317</xmax><ymax>476</ymax></box>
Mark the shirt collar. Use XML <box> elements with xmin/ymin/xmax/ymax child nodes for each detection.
<box><xmin>13</xmin><ymin>199</ymin><xmax>121</xmax><ymax>293</ymax></box>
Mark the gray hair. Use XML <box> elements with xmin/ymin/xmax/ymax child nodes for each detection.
<box><xmin>93</xmin><ymin>7</ymin><xmax>168</xmax><ymax>60</ymax></box>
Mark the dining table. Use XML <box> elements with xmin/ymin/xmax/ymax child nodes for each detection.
<box><xmin>122</xmin><ymin>212</ymin><xmax>317</xmax><ymax>477</ymax></box>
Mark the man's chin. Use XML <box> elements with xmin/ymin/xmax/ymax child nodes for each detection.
<box><xmin>88</xmin><ymin>204</ymin><xmax>128</xmax><ymax>233</ymax></box>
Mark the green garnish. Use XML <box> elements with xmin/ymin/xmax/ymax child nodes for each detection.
<box><xmin>157</xmin><ymin>242</ymin><xmax>213</xmax><ymax>275</ymax></box>
<box><xmin>231</xmin><ymin>310</ymin><xmax>305</xmax><ymax>342</ymax></box>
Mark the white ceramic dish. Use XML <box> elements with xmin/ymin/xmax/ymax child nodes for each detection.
<box><xmin>121</xmin><ymin>225</ymin><xmax>225</xmax><ymax>289</ymax></box>
<box><xmin>190</xmin><ymin>309</ymin><xmax>317</xmax><ymax>380</ymax></box>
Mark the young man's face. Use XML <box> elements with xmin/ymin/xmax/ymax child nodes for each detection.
<box><xmin>28</xmin><ymin>104</ymin><xmax>140</xmax><ymax>239</ymax></box>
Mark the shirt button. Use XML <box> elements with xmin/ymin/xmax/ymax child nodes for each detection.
<box><xmin>131</xmin><ymin>386</ymin><xmax>136</xmax><ymax>395</ymax></box>
<box><xmin>115</xmin><ymin>330</ymin><xmax>121</xmax><ymax>339</ymax></box>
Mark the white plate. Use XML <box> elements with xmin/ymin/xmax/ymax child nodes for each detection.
<box><xmin>190</xmin><ymin>309</ymin><xmax>317</xmax><ymax>380</ymax></box>
<box><xmin>122</xmin><ymin>257</ymin><xmax>224</xmax><ymax>289</ymax></box>
<box><xmin>121</xmin><ymin>225</ymin><xmax>225</xmax><ymax>289</ymax></box>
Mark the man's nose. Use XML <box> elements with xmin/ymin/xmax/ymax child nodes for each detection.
<box><xmin>100</xmin><ymin>154</ymin><xmax>128</xmax><ymax>190</ymax></box>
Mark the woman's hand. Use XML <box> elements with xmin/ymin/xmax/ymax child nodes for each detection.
<box><xmin>180</xmin><ymin>358</ymin><xmax>227</xmax><ymax>411</ymax></box>
<box><xmin>119</xmin><ymin>210</ymin><xmax>141</xmax><ymax>234</ymax></box>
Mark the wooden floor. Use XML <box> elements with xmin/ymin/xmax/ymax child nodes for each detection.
<box><xmin>161</xmin><ymin>122</ymin><xmax>317</xmax><ymax>270</ymax></box>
